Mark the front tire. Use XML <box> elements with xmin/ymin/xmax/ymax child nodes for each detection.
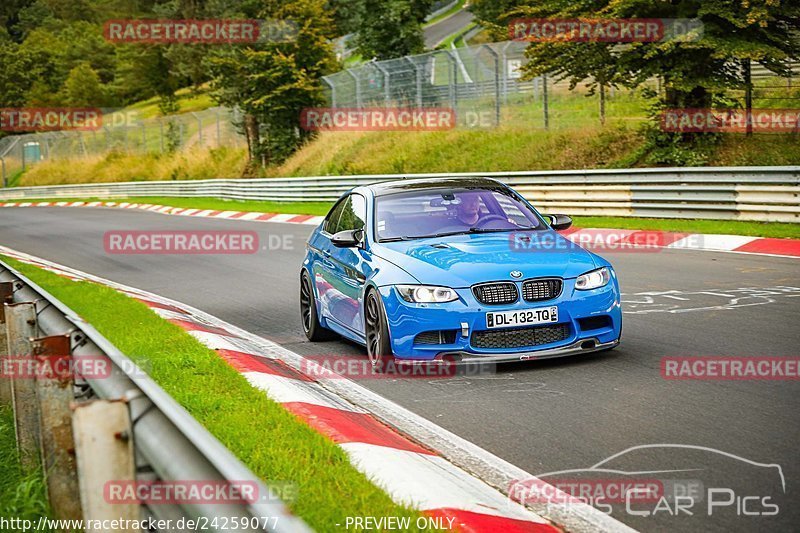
<box><xmin>300</xmin><ymin>270</ymin><xmax>336</xmax><ymax>341</ymax></box>
<box><xmin>364</xmin><ymin>290</ymin><xmax>394</xmax><ymax>372</ymax></box>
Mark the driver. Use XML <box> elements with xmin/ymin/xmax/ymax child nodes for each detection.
<box><xmin>455</xmin><ymin>192</ymin><xmax>482</xmax><ymax>226</ymax></box>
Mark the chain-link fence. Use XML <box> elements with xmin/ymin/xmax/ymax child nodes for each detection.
<box><xmin>0</xmin><ymin>107</ymin><xmax>246</xmax><ymax>187</ymax></box>
<box><xmin>321</xmin><ymin>40</ymin><xmax>800</xmax><ymax>130</ymax></box>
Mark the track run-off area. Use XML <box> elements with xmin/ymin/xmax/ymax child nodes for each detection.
<box><xmin>1</xmin><ymin>205</ymin><xmax>798</xmax><ymax>533</ymax></box>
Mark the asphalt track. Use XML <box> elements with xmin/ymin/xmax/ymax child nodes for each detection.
<box><xmin>2</xmin><ymin>206</ymin><xmax>798</xmax><ymax>532</ymax></box>
<box><xmin>424</xmin><ymin>8</ymin><xmax>475</xmax><ymax>49</ymax></box>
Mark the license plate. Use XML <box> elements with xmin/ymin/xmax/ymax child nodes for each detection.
<box><xmin>486</xmin><ymin>306</ymin><xmax>558</xmax><ymax>329</ymax></box>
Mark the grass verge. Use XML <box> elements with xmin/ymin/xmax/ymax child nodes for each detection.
<box><xmin>0</xmin><ymin>404</ymin><xmax>55</xmax><ymax>531</ymax></box>
<box><xmin>18</xmin><ymin>147</ymin><xmax>247</xmax><ymax>187</ymax></box>
<box><xmin>571</xmin><ymin>216</ymin><xmax>800</xmax><ymax>240</ymax></box>
<box><xmin>0</xmin><ymin>256</ymin><xmax>433</xmax><ymax>531</ymax></box>
<box><xmin>3</xmin><ymin>197</ymin><xmax>797</xmax><ymax>239</ymax></box>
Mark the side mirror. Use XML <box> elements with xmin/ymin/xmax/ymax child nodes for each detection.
<box><xmin>546</xmin><ymin>214</ymin><xmax>573</xmax><ymax>231</ymax></box>
<box><xmin>331</xmin><ymin>228</ymin><xmax>364</xmax><ymax>248</ymax></box>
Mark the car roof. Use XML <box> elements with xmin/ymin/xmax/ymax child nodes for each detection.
<box><xmin>364</xmin><ymin>177</ymin><xmax>505</xmax><ymax>196</ymax></box>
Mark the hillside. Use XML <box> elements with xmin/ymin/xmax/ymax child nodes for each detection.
<box><xmin>17</xmin><ymin>123</ymin><xmax>800</xmax><ymax>187</ymax></box>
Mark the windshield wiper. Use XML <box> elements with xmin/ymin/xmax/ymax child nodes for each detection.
<box><xmin>409</xmin><ymin>227</ymin><xmax>513</xmax><ymax>239</ymax></box>
<box><xmin>381</xmin><ymin>225</ymin><xmax>542</xmax><ymax>242</ymax></box>
<box><xmin>379</xmin><ymin>235</ymin><xmax>414</xmax><ymax>242</ymax></box>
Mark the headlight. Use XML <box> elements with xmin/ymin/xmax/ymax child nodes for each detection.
<box><xmin>396</xmin><ymin>285</ymin><xmax>459</xmax><ymax>303</ymax></box>
<box><xmin>575</xmin><ymin>267</ymin><xmax>611</xmax><ymax>290</ymax></box>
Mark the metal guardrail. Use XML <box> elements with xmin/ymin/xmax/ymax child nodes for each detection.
<box><xmin>0</xmin><ymin>259</ymin><xmax>309</xmax><ymax>532</ymax></box>
<box><xmin>0</xmin><ymin>166</ymin><xmax>798</xmax><ymax>222</ymax></box>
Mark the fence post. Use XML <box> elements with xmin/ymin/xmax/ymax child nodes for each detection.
<box><xmin>542</xmin><ymin>73</ymin><xmax>550</xmax><ymax>130</ymax></box>
<box><xmin>159</xmin><ymin>119</ymin><xmax>165</xmax><ymax>153</ymax></box>
<box><xmin>481</xmin><ymin>44</ymin><xmax>501</xmax><ymax>126</ymax></box>
<box><xmin>0</xmin><ymin>157</ymin><xmax>6</xmax><ymax>187</ymax></box>
<box><xmin>0</xmin><ymin>282</ymin><xmax>13</xmax><ymax>404</ymax></box>
<box><xmin>73</xmin><ymin>400</ymin><xmax>137</xmax><ymax>530</ymax></box>
<box><xmin>501</xmin><ymin>41</ymin><xmax>513</xmax><ymax>105</ymax></box>
<box><xmin>216</xmin><ymin>109</ymin><xmax>222</xmax><ymax>147</ymax></box>
<box><xmin>405</xmin><ymin>57</ymin><xmax>422</xmax><ymax>107</ymax></box>
<box><xmin>5</xmin><ymin>301</ymin><xmax>40</xmax><ymax>468</ymax></box>
<box><xmin>33</xmin><ymin>334</ymin><xmax>82</xmax><ymax>522</ymax></box>
<box><xmin>193</xmin><ymin>112</ymin><xmax>203</xmax><ymax>146</ymax></box>
<box><xmin>322</xmin><ymin>78</ymin><xmax>337</xmax><ymax>109</ymax></box>
<box><xmin>346</xmin><ymin>69</ymin><xmax>362</xmax><ymax>108</ymax></box>
<box><xmin>374</xmin><ymin>62</ymin><xmax>391</xmax><ymax>106</ymax></box>
<box><xmin>600</xmin><ymin>83</ymin><xmax>606</xmax><ymax>126</ymax></box>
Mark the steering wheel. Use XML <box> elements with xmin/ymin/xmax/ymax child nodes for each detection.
<box><xmin>473</xmin><ymin>214</ymin><xmax>508</xmax><ymax>228</ymax></box>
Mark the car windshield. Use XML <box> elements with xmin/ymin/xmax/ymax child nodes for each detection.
<box><xmin>375</xmin><ymin>186</ymin><xmax>545</xmax><ymax>241</ymax></box>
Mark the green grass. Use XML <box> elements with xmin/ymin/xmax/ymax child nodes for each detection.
<box><xmin>5</xmin><ymin>197</ymin><xmax>797</xmax><ymax>238</ymax></box>
<box><xmin>0</xmin><ymin>404</ymin><xmax>56</xmax><ymax>531</ymax></box>
<box><xmin>122</xmin><ymin>86</ymin><xmax>216</xmax><ymax>120</ymax></box>
<box><xmin>0</xmin><ymin>256</ymin><xmax>434</xmax><ymax>531</ymax></box>
<box><xmin>438</xmin><ymin>22</ymin><xmax>477</xmax><ymax>49</ymax></box>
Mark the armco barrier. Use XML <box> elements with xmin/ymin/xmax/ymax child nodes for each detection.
<box><xmin>1</xmin><ymin>166</ymin><xmax>798</xmax><ymax>222</ymax></box>
<box><xmin>0</xmin><ymin>259</ymin><xmax>308</xmax><ymax>532</ymax></box>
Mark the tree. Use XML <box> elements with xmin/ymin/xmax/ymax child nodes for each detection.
<box><xmin>505</xmin><ymin>0</ymin><xmax>800</xmax><ymax>111</ymax></box>
<box><xmin>328</xmin><ymin>0</ymin><xmax>365</xmax><ymax>36</ymax></box>
<box><xmin>208</xmin><ymin>0</ymin><xmax>338</xmax><ymax>166</ymax></box>
<box><xmin>469</xmin><ymin>0</ymin><xmax>528</xmax><ymax>42</ymax></box>
<box><xmin>0</xmin><ymin>40</ymin><xmax>36</xmax><ymax>106</ymax></box>
<box><xmin>63</xmin><ymin>61</ymin><xmax>106</xmax><ymax>106</ymax></box>
<box><xmin>354</xmin><ymin>0</ymin><xmax>433</xmax><ymax>60</ymax></box>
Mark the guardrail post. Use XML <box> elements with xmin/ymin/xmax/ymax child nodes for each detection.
<box><xmin>0</xmin><ymin>282</ymin><xmax>13</xmax><ymax>404</ymax></box>
<box><xmin>5</xmin><ymin>301</ymin><xmax>41</xmax><ymax>468</ymax></box>
<box><xmin>73</xmin><ymin>400</ymin><xmax>136</xmax><ymax>530</ymax></box>
<box><xmin>33</xmin><ymin>334</ymin><xmax>82</xmax><ymax>522</ymax></box>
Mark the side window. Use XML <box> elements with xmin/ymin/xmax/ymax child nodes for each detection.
<box><xmin>323</xmin><ymin>198</ymin><xmax>347</xmax><ymax>234</ymax></box>
<box><xmin>338</xmin><ymin>194</ymin><xmax>367</xmax><ymax>232</ymax></box>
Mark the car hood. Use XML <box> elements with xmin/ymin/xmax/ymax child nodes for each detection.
<box><xmin>374</xmin><ymin>231</ymin><xmax>597</xmax><ymax>287</ymax></box>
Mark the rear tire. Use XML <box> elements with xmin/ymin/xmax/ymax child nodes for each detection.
<box><xmin>364</xmin><ymin>290</ymin><xmax>394</xmax><ymax>372</ymax></box>
<box><xmin>300</xmin><ymin>270</ymin><xmax>336</xmax><ymax>342</ymax></box>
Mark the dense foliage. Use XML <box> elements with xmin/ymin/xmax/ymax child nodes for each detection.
<box><xmin>0</xmin><ymin>0</ymin><xmax>434</xmax><ymax>164</ymax></box>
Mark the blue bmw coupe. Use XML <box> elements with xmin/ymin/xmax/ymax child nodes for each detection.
<box><xmin>300</xmin><ymin>178</ymin><xmax>621</xmax><ymax>369</ymax></box>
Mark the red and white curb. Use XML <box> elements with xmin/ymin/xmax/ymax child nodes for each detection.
<box><xmin>2</xmin><ymin>200</ymin><xmax>798</xmax><ymax>258</ymax></box>
<box><xmin>559</xmin><ymin>227</ymin><xmax>800</xmax><ymax>258</ymax></box>
<box><xmin>0</xmin><ymin>200</ymin><xmax>325</xmax><ymax>227</ymax></box>
<box><xmin>0</xmin><ymin>245</ymin><xmax>635</xmax><ymax>533</ymax></box>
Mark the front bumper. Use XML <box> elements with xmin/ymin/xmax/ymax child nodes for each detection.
<box><xmin>378</xmin><ymin>276</ymin><xmax>622</xmax><ymax>361</ymax></box>
<box><xmin>438</xmin><ymin>337</ymin><xmax>620</xmax><ymax>364</ymax></box>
